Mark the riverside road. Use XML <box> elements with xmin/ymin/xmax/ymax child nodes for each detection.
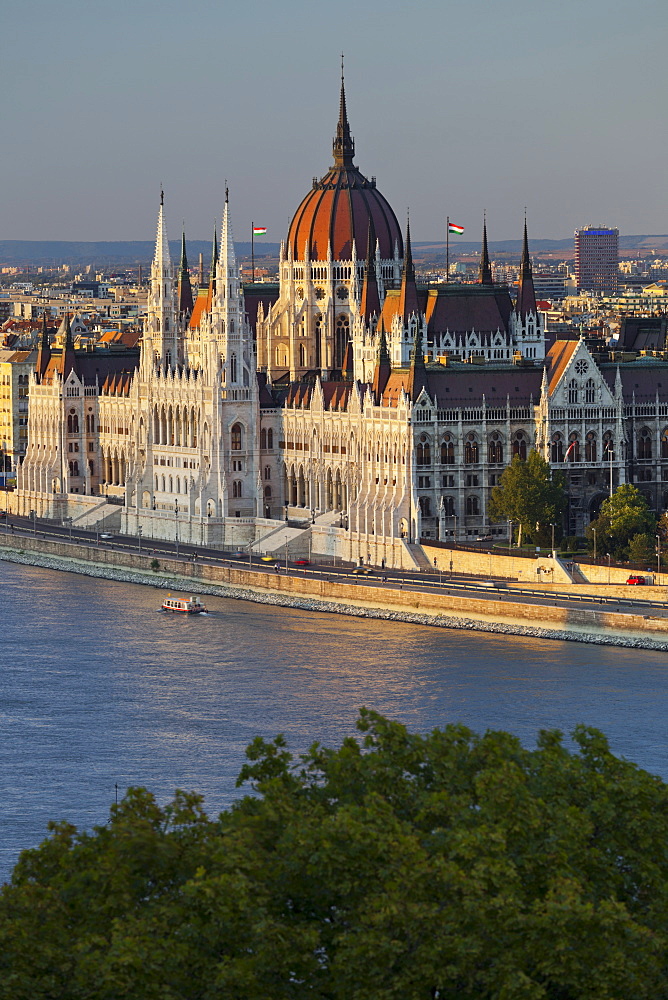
<box><xmin>2</xmin><ymin>513</ymin><xmax>666</xmax><ymax>619</ymax></box>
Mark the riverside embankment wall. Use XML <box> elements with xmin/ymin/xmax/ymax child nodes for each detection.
<box><xmin>2</xmin><ymin>533</ymin><xmax>668</xmax><ymax>642</ymax></box>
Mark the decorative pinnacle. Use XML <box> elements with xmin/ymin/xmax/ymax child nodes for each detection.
<box><xmin>333</xmin><ymin>56</ymin><xmax>355</xmax><ymax>167</ymax></box>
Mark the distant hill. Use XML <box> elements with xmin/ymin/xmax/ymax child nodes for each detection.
<box><xmin>1</xmin><ymin>235</ymin><xmax>667</xmax><ymax>267</ymax></box>
<box><xmin>414</xmin><ymin>235</ymin><xmax>668</xmax><ymax>256</ymax></box>
<box><xmin>0</xmin><ymin>240</ymin><xmax>280</xmax><ymax>267</ymax></box>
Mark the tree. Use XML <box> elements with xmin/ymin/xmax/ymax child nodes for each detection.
<box><xmin>587</xmin><ymin>483</ymin><xmax>656</xmax><ymax>560</ymax></box>
<box><xmin>489</xmin><ymin>449</ymin><xmax>566</xmax><ymax>547</ymax></box>
<box><xmin>2</xmin><ymin>711</ymin><xmax>668</xmax><ymax>998</ymax></box>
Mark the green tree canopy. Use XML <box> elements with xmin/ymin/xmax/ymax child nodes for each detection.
<box><xmin>587</xmin><ymin>483</ymin><xmax>656</xmax><ymax>560</ymax></box>
<box><xmin>2</xmin><ymin>711</ymin><xmax>668</xmax><ymax>999</ymax></box>
<box><xmin>489</xmin><ymin>450</ymin><xmax>566</xmax><ymax>546</ymax></box>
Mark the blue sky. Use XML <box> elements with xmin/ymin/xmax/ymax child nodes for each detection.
<box><xmin>2</xmin><ymin>0</ymin><xmax>666</xmax><ymax>243</ymax></box>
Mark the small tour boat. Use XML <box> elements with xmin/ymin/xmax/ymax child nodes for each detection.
<box><xmin>161</xmin><ymin>594</ymin><xmax>208</xmax><ymax>614</ymax></box>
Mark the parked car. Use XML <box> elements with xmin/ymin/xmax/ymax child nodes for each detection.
<box><xmin>626</xmin><ymin>575</ymin><xmax>646</xmax><ymax>585</ymax></box>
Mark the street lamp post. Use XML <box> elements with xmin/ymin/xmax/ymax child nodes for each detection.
<box><xmin>607</xmin><ymin>552</ymin><xmax>611</xmax><ymax>585</ymax></box>
<box><xmin>174</xmin><ymin>500</ymin><xmax>179</xmax><ymax>559</ymax></box>
<box><xmin>550</xmin><ymin>522</ymin><xmax>555</xmax><ymax>556</ymax></box>
<box><xmin>656</xmin><ymin>533</ymin><xmax>661</xmax><ymax>585</ymax></box>
<box><xmin>592</xmin><ymin>527</ymin><xmax>596</xmax><ymax>563</ymax></box>
<box><xmin>507</xmin><ymin>519</ymin><xmax>513</xmax><ymax>557</ymax></box>
<box><xmin>138</xmin><ymin>526</ymin><xmax>142</xmax><ymax>555</ymax></box>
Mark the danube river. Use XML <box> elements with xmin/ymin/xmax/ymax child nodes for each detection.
<box><xmin>2</xmin><ymin>559</ymin><xmax>667</xmax><ymax>881</ymax></box>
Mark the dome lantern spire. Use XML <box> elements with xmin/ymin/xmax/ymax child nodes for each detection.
<box><xmin>332</xmin><ymin>54</ymin><xmax>355</xmax><ymax>167</ymax></box>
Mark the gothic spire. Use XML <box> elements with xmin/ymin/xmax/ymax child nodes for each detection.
<box><xmin>220</xmin><ymin>185</ymin><xmax>237</xmax><ymax>274</ymax></box>
<box><xmin>479</xmin><ymin>216</ymin><xmax>493</xmax><ymax>285</ymax></box>
<box><xmin>332</xmin><ymin>56</ymin><xmax>355</xmax><ymax>168</ymax></box>
<box><xmin>398</xmin><ymin>214</ymin><xmax>420</xmax><ymax>321</ymax></box>
<box><xmin>516</xmin><ymin>216</ymin><xmax>537</xmax><ymax>318</ymax></box>
<box><xmin>407</xmin><ymin>320</ymin><xmax>428</xmax><ymax>401</ymax></box>
<box><xmin>360</xmin><ymin>221</ymin><xmax>381</xmax><ymax>320</ymax></box>
<box><xmin>59</xmin><ymin>312</ymin><xmax>76</xmax><ymax>380</ymax></box>
<box><xmin>372</xmin><ymin>321</ymin><xmax>391</xmax><ymax>402</ymax></box>
<box><xmin>37</xmin><ymin>311</ymin><xmax>51</xmax><ymax>378</ymax></box>
<box><xmin>153</xmin><ymin>190</ymin><xmax>171</xmax><ymax>270</ymax></box>
<box><xmin>177</xmin><ymin>230</ymin><xmax>194</xmax><ymax>318</ymax></box>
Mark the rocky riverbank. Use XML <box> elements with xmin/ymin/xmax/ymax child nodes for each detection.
<box><xmin>3</xmin><ymin>544</ymin><xmax>667</xmax><ymax>652</ymax></box>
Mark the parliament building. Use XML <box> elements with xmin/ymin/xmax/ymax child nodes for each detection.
<box><xmin>14</xmin><ymin>77</ymin><xmax>668</xmax><ymax>566</ymax></box>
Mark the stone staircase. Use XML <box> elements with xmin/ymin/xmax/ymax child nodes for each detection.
<box><xmin>70</xmin><ymin>501</ymin><xmax>122</xmax><ymax>531</ymax></box>
<box><xmin>252</xmin><ymin>523</ymin><xmax>310</xmax><ymax>558</ymax></box>
<box><xmin>401</xmin><ymin>540</ymin><xmax>433</xmax><ymax>571</ymax></box>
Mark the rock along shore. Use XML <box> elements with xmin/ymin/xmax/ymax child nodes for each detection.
<box><xmin>2</xmin><ymin>545</ymin><xmax>668</xmax><ymax>652</ymax></box>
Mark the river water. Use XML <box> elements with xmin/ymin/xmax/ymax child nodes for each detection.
<box><xmin>2</xmin><ymin>559</ymin><xmax>667</xmax><ymax>881</ymax></box>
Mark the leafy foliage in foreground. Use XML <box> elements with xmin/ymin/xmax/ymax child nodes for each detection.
<box><xmin>2</xmin><ymin>711</ymin><xmax>668</xmax><ymax>999</ymax></box>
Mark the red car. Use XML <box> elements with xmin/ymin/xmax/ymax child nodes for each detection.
<box><xmin>294</xmin><ymin>558</ymin><xmax>310</xmax><ymax>566</ymax></box>
<box><xmin>626</xmin><ymin>575</ymin><xmax>646</xmax><ymax>585</ymax></box>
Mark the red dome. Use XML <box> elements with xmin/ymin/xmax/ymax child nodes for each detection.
<box><xmin>287</xmin><ymin>82</ymin><xmax>403</xmax><ymax>263</ymax></box>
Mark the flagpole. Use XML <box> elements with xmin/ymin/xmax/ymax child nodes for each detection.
<box><xmin>251</xmin><ymin>222</ymin><xmax>255</xmax><ymax>284</ymax></box>
<box><xmin>446</xmin><ymin>216</ymin><xmax>449</xmax><ymax>284</ymax></box>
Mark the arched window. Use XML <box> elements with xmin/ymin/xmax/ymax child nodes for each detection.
<box><xmin>334</xmin><ymin>315</ymin><xmax>349</xmax><ymax>370</ymax></box>
<box><xmin>568</xmin><ymin>379</ymin><xmax>579</xmax><ymax>404</ymax></box>
<box><xmin>264</xmin><ymin>486</ymin><xmax>272</xmax><ymax>499</ymax></box>
<box><xmin>466</xmin><ymin>495</ymin><xmax>480</xmax><ymax>516</ymax></box>
<box><xmin>585</xmin><ymin>432</ymin><xmax>597</xmax><ymax>463</ymax></box>
<box><xmin>264</xmin><ymin>465</ymin><xmax>271</xmax><ymax>480</ymax></box>
<box><xmin>231</xmin><ymin>423</ymin><xmax>242</xmax><ymax>450</ymax></box>
<box><xmin>299</xmin><ymin>343</ymin><xmax>306</xmax><ymax>367</ymax></box>
<box><xmin>416</xmin><ymin>434</ymin><xmax>431</xmax><ymax>466</ymax></box>
<box><xmin>442</xmin><ymin>496</ymin><xmax>455</xmax><ymax>516</ymax></box>
<box><xmin>638</xmin><ymin>427</ymin><xmax>652</xmax><ymax>460</ymax></box>
<box><xmin>267</xmin><ymin>428</ymin><xmax>274</xmax><ymax>450</ymax></box>
<box><xmin>232</xmin><ymin>480</ymin><xmax>242</xmax><ymax>498</ymax></box>
<box><xmin>512</xmin><ymin>433</ymin><xmax>527</xmax><ymax>461</ymax></box>
<box><xmin>67</xmin><ymin>410</ymin><xmax>79</xmax><ymax>434</ymax></box>
<box><xmin>440</xmin><ymin>437</ymin><xmax>454</xmax><ymax>464</ymax></box>
<box><xmin>69</xmin><ymin>460</ymin><xmax>79</xmax><ymax>477</ymax></box>
<box><xmin>584</xmin><ymin>379</ymin><xmax>596</xmax><ymax>404</ymax></box>
<box><xmin>419</xmin><ymin>496</ymin><xmax>431</xmax><ymax>517</ymax></box>
<box><xmin>567</xmin><ymin>435</ymin><xmax>580</xmax><ymax>463</ymax></box>
<box><xmin>488</xmin><ymin>433</ymin><xmax>503</xmax><ymax>464</ymax></box>
<box><xmin>662</xmin><ymin>430</ymin><xmax>668</xmax><ymax>459</ymax></box>
<box><xmin>464</xmin><ymin>436</ymin><xmax>479</xmax><ymax>464</ymax></box>
<box><xmin>551</xmin><ymin>434</ymin><xmax>564</xmax><ymax>463</ymax></box>
<box><xmin>230</xmin><ymin>354</ymin><xmax>238</xmax><ymax>383</ymax></box>
<box><xmin>261</xmin><ymin>428</ymin><xmax>267</xmax><ymax>449</ymax></box>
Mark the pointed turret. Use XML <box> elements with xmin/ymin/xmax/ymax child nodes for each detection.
<box><xmin>398</xmin><ymin>215</ymin><xmax>420</xmax><ymax>322</ymax></box>
<box><xmin>407</xmin><ymin>320</ymin><xmax>428</xmax><ymax>401</ymax></box>
<box><xmin>516</xmin><ymin>218</ymin><xmax>537</xmax><ymax>318</ymax></box>
<box><xmin>342</xmin><ymin>339</ymin><xmax>354</xmax><ymax>381</ymax></box>
<box><xmin>37</xmin><ymin>311</ymin><xmax>51</xmax><ymax>379</ymax></box>
<box><xmin>371</xmin><ymin>322</ymin><xmax>391</xmax><ymax>402</ymax></box>
<box><xmin>360</xmin><ymin>222</ymin><xmax>381</xmax><ymax>321</ymax></box>
<box><xmin>479</xmin><ymin>217</ymin><xmax>493</xmax><ymax>285</ymax></box>
<box><xmin>153</xmin><ymin>189</ymin><xmax>171</xmax><ymax>271</ymax></box>
<box><xmin>146</xmin><ymin>190</ymin><xmax>178</xmax><ymax>366</ymax></box>
<box><xmin>332</xmin><ymin>58</ymin><xmax>355</xmax><ymax>168</ymax></box>
<box><xmin>59</xmin><ymin>312</ymin><xmax>76</xmax><ymax>380</ymax></box>
<box><xmin>177</xmin><ymin>230</ymin><xmax>194</xmax><ymax>318</ymax></box>
<box><xmin>221</xmin><ymin>186</ymin><xmax>237</xmax><ymax>273</ymax></box>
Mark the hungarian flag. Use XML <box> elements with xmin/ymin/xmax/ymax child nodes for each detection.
<box><xmin>564</xmin><ymin>440</ymin><xmax>577</xmax><ymax>460</ymax></box>
<box><xmin>448</xmin><ymin>222</ymin><xmax>465</xmax><ymax>235</ymax></box>
<box><xmin>253</xmin><ymin>226</ymin><xmax>267</xmax><ymax>235</ymax></box>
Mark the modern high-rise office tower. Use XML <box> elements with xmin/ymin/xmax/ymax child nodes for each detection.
<box><xmin>574</xmin><ymin>226</ymin><xmax>619</xmax><ymax>294</ymax></box>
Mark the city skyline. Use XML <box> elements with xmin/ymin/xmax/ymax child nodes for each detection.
<box><xmin>2</xmin><ymin>0</ymin><xmax>667</xmax><ymax>243</ymax></box>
